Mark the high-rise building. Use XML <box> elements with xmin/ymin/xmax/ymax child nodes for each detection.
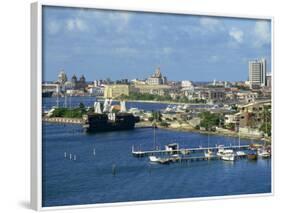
<box><xmin>266</xmin><ymin>73</ymin><xmax>272</xmax><ymax>88</ymax></box>
<box><xmin>248</xmin><ymin>58</ymin><xmax>266</xmax><ymax>88</ymax></box>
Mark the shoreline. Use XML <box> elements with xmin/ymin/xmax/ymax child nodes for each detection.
<box><xmin>42</xmin><ymin>118</ymin><xmax>271</xmax><ymax>143</ymax></box>
<box><xmin>156</xmin><ymin>125</ymin><xmax>271</xmax><ymax>143</ymax></box>
<box><xmin>99</xmin><ymin>97</ymin><xmax>208</xmax><ymax>105</ymax></box>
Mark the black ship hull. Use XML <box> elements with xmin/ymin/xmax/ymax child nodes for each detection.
<box><xmin>84</xmin><ymin>112</ymin><xmax>139</xmax><ymax>133</ymax></box>
<box><xmin>42</xmin><ymin>91</ymin><xmax>54</xmax><ymax>97</ymax></box>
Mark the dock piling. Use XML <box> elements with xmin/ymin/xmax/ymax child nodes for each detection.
<box><xmin>112</xmin><ymin>164</ymin><xmax>116</xmax><ymax>176</ymax></box>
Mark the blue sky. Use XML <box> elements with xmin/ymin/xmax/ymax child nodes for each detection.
<box><xmin>42</xmin><ymin>6</ymin><xmax>271</xmax><ymax>82</ymax></box>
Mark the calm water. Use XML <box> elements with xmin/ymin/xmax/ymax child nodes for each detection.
<box><xmin>42</xmin><ymin>97</ymin><xmax>271</xmax><ymax>207</ymax></box>
<box><xmin>43</xmin><ymin>96</ymin><xmax>170</xmax><ymax>112</ymax></box>
<box><xmin>42</xmin><ymin>96</ymin><xmax>211</xmax><ymax>112</ymax></box>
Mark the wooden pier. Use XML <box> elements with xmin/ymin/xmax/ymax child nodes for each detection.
<box><xmin>132</xmin><ymin>145</ymin><xmax>249</xmax><ymax>157</ymax></box>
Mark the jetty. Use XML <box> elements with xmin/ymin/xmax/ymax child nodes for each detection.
<box><xmin>42</xmin><ymin>117</ymin><xmax>84</xmax><ymax>124</ymax></box>
<box><xmin>132</xmin><ymin>145</ymin><xmax>249</xmax><ymax>157</ymax></box>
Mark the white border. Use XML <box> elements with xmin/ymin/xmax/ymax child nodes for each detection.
<box><xmin>31</xmin><ymin>0</ymin><xmax>274</xmax><ymax>211</ymax></box>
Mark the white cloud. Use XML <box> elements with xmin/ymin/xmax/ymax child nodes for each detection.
<box><xmin>103</xmin><ymin>12</ymin><xmax>132</xmax><ymax>33</ymax></box>
<box><xmin>66</xmin><ymin>18</ymin><xmax>88</xmax><ymax>32</ymax></box>
<box><xmin>114</xmin><ymin>47</ymin><xmax>138</xmax><ymax>56</ymax></box>
<box><xmin>208</xmin><ymin>55</ymin><xmax>220</xmax><ymax>63</ymax></box>
<box><xmin>162</xmin><ymin>47</ymin><xmax>173</xmax><ymax>55</ymax></box>
<box><xmin>199</xmin><ymin>17</ymin><xmax>221</xmax><ymax>31</ymax></box>
<box><xmin>253</xmin><ymin>21</ymin><xmax>271</xmax><ymax>47</ymax></box>
<box><xmin>79</xmin><ymin>10</ymin><xmax>132</xmax><ymax>33</ymax></box>
<box><xmin>229</xmin><ymin>27</ymin><xmax>244</xmax><ymax>43</ymax></box>
<box><xmin>47</xmin><ymin>20</ymin><xmax>61</xmax><ymax>35</ymax></box>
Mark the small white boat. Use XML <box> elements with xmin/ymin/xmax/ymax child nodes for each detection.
<box><xmin>258</xmin><ymin>149</ymin><xmax>270</xmax><ymax>158</ymax></box>
<box><xmin>149</xmin><ymin>156</ymin><xmax>160</xmax><ymax>162</ymax></box>
<box><xmin>204</xmin><ymin>149</ymin><xmax>213</xmax><ymax>158</ymax></box>
<box><xmin>221</xmin><ymin>149</ymin><xmax>235</xmax><ymax>161</ymax></box>
<box><xmin>236</xmin><ymin>151</ymin><xmax>247</xmax><ymax>157</ymax></box>
<box><xmin>216</xmin><ymin>145</ymin><xmax>225</xmax><ymax>157</ymax></box>
<box><xmin>170</xmin><ymin>154</ymin><xmax>180</xmax><ymax>162</ymax></box>
<box><xmin>149</xmin><ymin>156</ymin><xmax>171</xmax><ymax>164</ymax></box>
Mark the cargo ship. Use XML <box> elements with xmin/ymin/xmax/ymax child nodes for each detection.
<box><xmin>42</xmin><ymin>91</ymin><xmax>54</xmax><ymax>97</ymax></box>
<box><xmin>83</xmin><ymin>99</ymin><xmax>140</xmax><ymax>133</ymax></box>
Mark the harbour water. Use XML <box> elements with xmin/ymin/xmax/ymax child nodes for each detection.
<box><xmin>42</xmin><ymin>97</ymin><xmax>271</xmax><ymax>207</ymax></box>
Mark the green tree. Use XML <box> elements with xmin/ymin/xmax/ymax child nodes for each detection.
<box><xmin>199</xmin><ymin>111</ymin><xmax>220</xmax><ymax>130</ymax></box>
<box><xmin>151</xmin><ymin>111</ymin><xmax>162</xmax><ymax>122</ymax></box>
<box><xmin>259</xmin><ymin>105</ymin><xmax>271</xmax><ymax>136</ymax></box>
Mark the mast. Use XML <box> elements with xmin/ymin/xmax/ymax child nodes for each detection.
<box><xmin>238</xmin><ymin>124</ymin><xmax>240</xmax><ymax>148</ymax></box>
<box><xmin>64</xmin><ymin>93</ymin><xmax>67</xmax><ymax>108</ymax></box>
<box><xmin>153</xmin><ymin>123</ymin><xmax>156</xmax><ymax>150</ymax></box>
<box><xmin>56</xmin><ymin>95</ymin><xmax>59</xmax><ymax>108</ymax></box>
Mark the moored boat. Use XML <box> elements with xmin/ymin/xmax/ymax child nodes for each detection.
<box><xmin>83</xmin><ymin>100</ymin><xmax>140</xmax><ymax>133</ymax></box>
<box><xmin>236</xmin><ymin>151</ymin><xmax>247</xmax><ymax>157</ymax></box>
<box><xmin>216</xmin><ymin>145</ymin><xmax>225</xmax><ymax>157</ymax></box>
<box><xmin>149</xmin><ymin>156</ymin><xmax>171</xmax><ymax>164</ymax></box>
<box><xmin>247</xmin><ymin>151</ymin><xmax>258</xmax><ymax>160</ymax></box>
<box><xmin>204</xmin><ymin>149</ymin><xmax>213</xmax><ymax>158</ymax></box>
<box><xmin>257</xmin><ymin>148</ymin><xmax>270</xmax><ymax>158</ymax></box>
<box><xmin>221</xmin><ymin>149</ymin><xmax>235</xmax><ymax>161</ymax></box>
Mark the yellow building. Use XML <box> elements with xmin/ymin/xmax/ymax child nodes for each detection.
<box><xmin>104</xmin><ymin>84</ymin><xmax>130</xmax><ymax>98</ymax></box>
<box><xmin>133</xmin><ymin>84</ymin><xmax>172</xmax><ymax>96</ymax></box>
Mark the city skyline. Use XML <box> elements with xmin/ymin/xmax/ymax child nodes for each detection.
<box><xmin>43</xmin><ymin>6</ymin><xmax>271</xmax><ymax>82</ymax></box>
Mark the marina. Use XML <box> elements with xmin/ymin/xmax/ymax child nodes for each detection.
<box><xmin>42</xmin><ymin>97</ymin><xmax>271</xmax><ymax>207</ymax></box>
<box><xmin>132</xmin><ymin>144</ymin><xmax>249</xmax><ymax>157</ymax></box>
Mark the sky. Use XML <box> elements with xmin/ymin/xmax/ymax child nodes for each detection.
<box><xmin>42</xmin><ymin>6</ymin><xmax>272</xmax><ymax>82</ymax></box>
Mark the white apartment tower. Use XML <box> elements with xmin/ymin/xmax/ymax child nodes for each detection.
<box><xmin>248</xmin><ymin>58</ymin><xmax>266</xmax><ymax>88</ymax></box>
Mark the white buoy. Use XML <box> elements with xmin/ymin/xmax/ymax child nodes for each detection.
<box><xmin>69</xmin><ymin>153</ymin><xmax>72</xmax><ymax>160</ymax></box>
<box><xmin>64</xmin><ymin>152</ymin><xmax>67</xmax><ymax>158</ymax></box>
<box><xmin>93</xmin><ymin>148</ymin><xmax>96</xmax><ymax>156</ymax></box>
<box><xmin>74</xmin><ymin>155</ymin><xmax>76</xmax><ymax>161</ymax></box>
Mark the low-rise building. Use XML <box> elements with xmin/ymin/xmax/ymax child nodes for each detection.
<box><xmin>208</xmin><ymin>89</ymin><xmax>225</xmax><ymax>103</ymax></box>
<box><xmin>181</xmin><ymin>80</ymin><xmax>193</xmax><ymax>89</ymax></box>
<box><xmin>104</xmin><ymin>84</ymin><xmax>130</xmax><ymax>98</ymax></box>
<box><xmin>87</xmin><ymin>85</ymin><xmax>104</xmax><ymax>96</ymax></box>
<box><xmin>236</xmin><ymin>100</ymin><xmax>271</xmax><ymax>128</ymax></box>
<box><xmin>42</xmin><ymin>83</ymin><xmax>60</xmax><ymax>93</ymax></box>
<box><xmin>236</xmin><ymin>91</ymin><xmax>259</xmax><ymax>103</ymax></box>
<box><xmin>133</xmin><ymin>84</ymin><xmax>172</xmax><ymax>96</ymax></box>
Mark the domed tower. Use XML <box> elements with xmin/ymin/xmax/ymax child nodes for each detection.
<box><xmin>71</xmin><ymin>74</ymin><xmax>77</xmax><ymax>83</ymax></box>
<box><xmin>58</xmin><ymin>70</ymin><xmax>67</xmax><ymax>85</ymax></box>
<box><xmin>71</xmin><ymin>74</ymin><xmax>77</xmax><ymax>89</ymax></box>
<box><xmin>79</xmin><ymin>75</ymin><xmax>86</xmax><ymax>84</ymax></box>
<box><xmin>154</xmin><ymin>67</ymin><xmax>162</xmax><ymax>78</ymax></box>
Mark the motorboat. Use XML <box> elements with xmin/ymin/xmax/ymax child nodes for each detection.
<box><xmin>149</xmin><ymin>156</ymin><xmax>159</xmax><ymax>163</ymax></box>
<box><xmin>148</xmin><ymin>156</ymin><xmax>171</xmax><ymax>164</ymax></box>
<box><xmin>257</xmin><ymin>148</ymin><xmax>270</xmax><ymax>158</ymax></box>
<box><xmin>236</xmin><ymin>150</ymin><xmax>247</xmax><ymax>157</ymax></box>
<box><xmin>165</xmin><ymin>143</ymin><xmax>179</xmax><ymax>154</ymax></box>
<box><xmin>216</xmin><ymin>145</ymin><xmax>225</xmax><ymax>157</ymax></box>
<box><xmin>247</xmin><ymin>151</ymin><xmax>258</xmax><ymax>160</ymax></box>
<box><xmin>221</xmin><ymin>149</ymin><xmax>235</xmax><ymax>161</ymax></box>
<box><xmin>204</xmin><ymin>149</ymin><xmax>213</xmax><ymax>158</ymax></box>
<box><xmin>170</xmin><ymin>154</ymin><xmax>180</xmax><ymax>162</ymax></box>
